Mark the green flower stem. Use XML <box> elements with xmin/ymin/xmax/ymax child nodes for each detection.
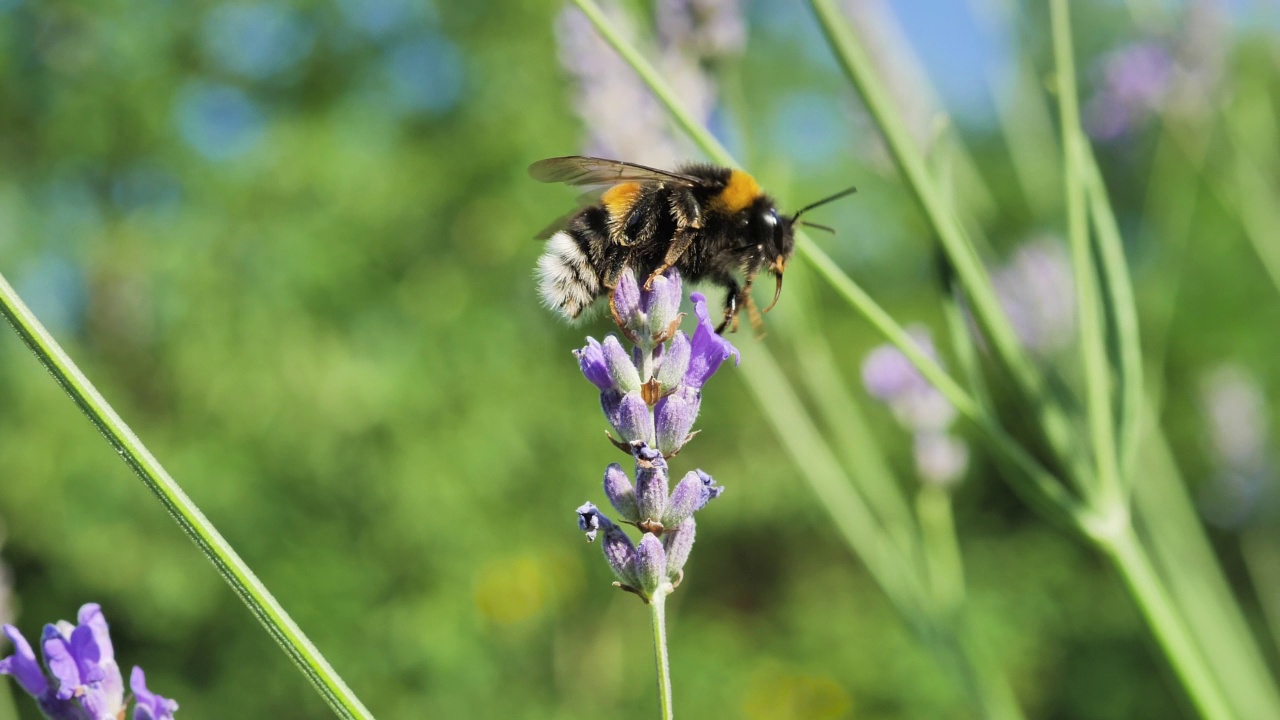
<box><xmin>1050</xmin><ymin>0</ymin><xmax>1122</xmax><ymax>507</ymax></box>
<box><xmin>0</xmin><ymin>273</ymin><xmax>374</xmax><ymax>720</ymax></box>
<box><xmin>916</xmin><ymin>486</ymin><xmax>964</xmax><ymax>617</ymax></box>
<box><xmin>649</xmin><ymin>593</ymin><xmax>674</xmax><ymax>720</ymax></box>
<box><xmin>1080</xmin><ymin>148</ymin><xmax>1143</xmax><ymax>487</ymax></box>
<box><xmin>1097</xmin><ymin>524</ymin><xmax>1235</xmax><ymax>720</ymax></box>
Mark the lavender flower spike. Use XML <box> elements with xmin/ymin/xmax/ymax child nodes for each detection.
<box><xmin>130</xmin><ymin>667</ymin><xmax>179</xmax><ymax>720</ymax></box>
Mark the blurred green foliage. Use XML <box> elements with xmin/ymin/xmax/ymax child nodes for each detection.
<box><xmin>0</xmin><ymin>0</ymin><xmax>1277</xmax><ymax>718</ymax></box>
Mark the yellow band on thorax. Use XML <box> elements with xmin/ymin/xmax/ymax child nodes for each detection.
<box><xmin>712</xmin><ymin>170</ymin><xmax>761</xmax><ymax>214</ymax></box>
<box><xmin>602</xmin><ymin>182</ymin><xmax>642</xmax><ymax>219</ymax></box>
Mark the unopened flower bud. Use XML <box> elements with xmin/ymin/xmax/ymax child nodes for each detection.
<box><xmin>662</xmin><ymin>517</ymin><xmax>697</xmax><ymax>578</ymax></box>
<box><xmin>603</xmin><ymin>463</ymin><xmax>640</xmax><ymax>522</ymax></box>
<box><xmin>575</xmin><ymin>338</ymin><xmax>612</xmax><ymax>391</ymax></box>
<box><xmin>602</xmin><ymin>391</ymin><xmax>654</xmax><ymax>445</ymax></box>
<box><xmin>656</xmin><ymin>332</ymin><xmax>691</xmax><ymax>392</ymax></box>
<box><xmin>613</xmin><ymin>267</ymin><xmax>644</xmax><ymax>330</ymax></box>
<box><xmin>633</xmin><ymin>444</ymin><xmax>668</xmax><ymax>523</ymax></box>
<box><xmin>602</xmin><ymin>335</ymin><xmax>641</xmax><ymax>393</ymax></box>
<box><xmin>577</xmin><ymin>503</ymin><xmax>639</xmax><ymax>587</ymax></box>
<box><xmin>635</xmin><ymin>534</ymin><xmax>667</xmax><ymax>597</ymax></box>
<box><xmin>645</xmin><ymin>270</ymin><xmax>682</xmax><ymax>338</ymax></box>
<box><xmin>655</xmin><ymin>385</ymin><xmax>700</xmax><ymax>456</ymax></box>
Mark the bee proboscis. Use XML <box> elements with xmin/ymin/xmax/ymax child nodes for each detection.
<box><xmin>530</xmin><ymin>156</ymin><xmax>855</xmax><ymax>333</ymax></box>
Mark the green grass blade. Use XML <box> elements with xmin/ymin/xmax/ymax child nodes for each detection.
<box><xmin>1079</xmin><ymin>149</ymin><xmax>1143</xmax><ymax>488</ymax></box>
<box><xmin>1050</xmin><ymin>0</ymin><xmax>1120</xmax><ymax>506</ymax></box>
<box><xmin>0</xmin><ymin>273</ymin><xmax>374</xmax><ymax>720</ymax></box>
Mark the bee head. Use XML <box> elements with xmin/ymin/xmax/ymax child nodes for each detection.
<box><xmin>740</xmin><ymin>197</ymin><xmax>793</xmax><ymax>314</ymax></box>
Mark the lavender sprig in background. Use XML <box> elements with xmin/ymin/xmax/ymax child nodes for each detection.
<box><xmin>0</xmin><ymin>603</ymin><xmax>178</xmax><ymax>720</ymax></box>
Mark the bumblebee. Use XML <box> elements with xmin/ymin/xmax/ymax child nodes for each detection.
<box><xmin>530</xmin><ymin>156</ymin><xmax>855</xmax><ymax>333</ymax></box>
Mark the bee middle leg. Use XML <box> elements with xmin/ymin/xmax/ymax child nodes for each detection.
<box><xmin>715</xmin><ymin>279</ymin><xmax>743</xmax><ymax>334</ymax></box>
<box><xmin>644</xmin><ymin>226</ymin><xmax>697</xmax><ymax>291</ymax></box>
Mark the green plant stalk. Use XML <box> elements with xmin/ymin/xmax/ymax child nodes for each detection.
<box><xmin>0</xmin><ymin>273</ymin><xmax>374</xmax><ymax>720</ymax></box>
<box><xmin>1098</xmin><ymin>524</ymin><xmax>1235</xmax><ymax>720</ymax></box>
<box><xmin>1241</xmin><ymin>529</ymin><xmax>1280</xmax><ymax>660</ymax></box>
<box><xmin>649</xmin><ymin>593</ymin><xmax>674</xmax><ymax>720</ymax></box>
<box><xmin>1080</xmin><ymin>148</ymin><xmax>1143</xmax><ymax>487</ymax></box>
<box><xmin>1051</xmin><ymin>0</ymin><xmax>1121</xmax><ymax>508</ymax></box>
<box><xmin>916</xmin><ymin>485</ymin><xmax>965</xmax><ymax>617</ymax></box>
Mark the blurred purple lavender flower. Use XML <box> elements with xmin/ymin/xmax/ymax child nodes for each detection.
<box><xmin>1200</xmin><ymin>364</ymin><xmax>1272</xmax><ymax>528</ymax></box>
<box><xmin>991</xmin><ymin>237</ymin><xmax>1076</xmax><ymax>356</ymax></box>
<box><xmin>861</xmin><ymin>326</ymin><xmax>968</xmax><ymax>486</ymax></box>
<box><xmin>0</xmin><ymin>604</ymin><xmax>178</xmax><ymax>720</ymax></box>
<box><xmin>1086</xmin><ymin>1</ymin><xmax>1228</xmax><ymax>140</ymax></box>
<box><xmin>656</xmin><ymin>0</ymin><xmax>746</xmax><ymax>62</ymax></box>
<box><xmin>556</xmin><ymin>7</ymin><xmax>687</xmax><ymax>166</ymax></box>
<box><xmin>862</xmin><ymin>326</ymin><xmax>956</xmax><ymax>433</ymax></box>
<box><xmin>556</xmin><ymin>0</ymin><xmax>736</xmax><ymax>166</ymax></box>
<box><xmin>571</xmin><ymin>269</ymin><xmax>731</xmax><ymax>601</ymax></box>
<box><xmin>1085</xmin><ymin>42</ymin><xmax>1174</xmax><ymax>141</ymax></box>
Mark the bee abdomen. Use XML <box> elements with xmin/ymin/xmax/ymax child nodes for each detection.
<box><xmin>536</xmin><ymin>229</ymin><xmax>602</xmax><ymax>320</ymax></box>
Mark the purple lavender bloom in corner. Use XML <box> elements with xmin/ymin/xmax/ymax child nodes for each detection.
<box><xmin>2</xmin><ymin>604</ymin><xmax>134</xmax><ymax>720</ymax></box>
<box><xmin>43</xmin><ymin>604</ymin><xmax>125</xmax><ymax>720</ymax></box>
<box><xmin>685</xmin><ymin>292</ymin><xmax>739</xmax><ymax>389</ymax></box>
<box><xmin>130</xmin><ymin>667</ymin><xmax>179</xmax><ymax>720</ymax></box>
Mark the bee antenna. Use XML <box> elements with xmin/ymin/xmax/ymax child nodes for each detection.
<box><xmin>789</xmin><ymin>186</ymin><xmax>858</xmax><ymax>225</ymax></box>
<box><xmin>798</xmin><ymin>221</ymin><xmax>835</xmax><ymax>234</ymax></box>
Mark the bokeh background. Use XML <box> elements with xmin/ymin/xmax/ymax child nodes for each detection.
<box><xmin>0</xmin><ymin>0</ymin><xmax>1278</xmax><ymax>718</ymax></box>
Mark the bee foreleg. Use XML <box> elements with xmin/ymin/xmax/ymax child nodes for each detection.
<box><xmin>645</xmin><ymin>226</ymin><xmax>697</xmax><ymax>291</ymax></box>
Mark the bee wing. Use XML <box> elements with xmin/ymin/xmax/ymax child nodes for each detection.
<box><xmin>528</xmin><ymin>156</ymin><xmax>705</xmax><ymax>189</ymax></box>
<box><xmin>533</xmin><ymin>189</ymin><xmax>608</xmax><ymax>240</ymax></box>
